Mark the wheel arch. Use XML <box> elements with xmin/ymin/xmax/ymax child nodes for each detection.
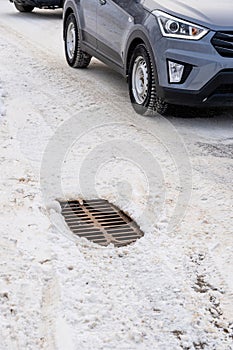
<box><xmin>63</xmin><ymin>7</ymin><xmax>74</xmax><ymax>39</ymax></box>
<box><xmin>125</xmin><ymin>31</ymin><xmax>156</xmax><ymax>74</ymax></box>
<box><xmin>63</xmin><ymin>2</ymin><xmax>80</xmax><ymax>41</ymax></box>
<box><xmin>125</xmin><ymin>30</ymin><xmax>161</xmax><ymax>95</ymax></box>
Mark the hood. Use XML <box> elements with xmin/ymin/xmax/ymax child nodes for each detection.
<box><xmin>142</xmin><ymin>0</ymin><xmax>233</xmax><ymax>30</ymax></box>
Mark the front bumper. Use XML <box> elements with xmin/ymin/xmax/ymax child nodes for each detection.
<box><xmin>158</xmin><ymin>69</ymin><xmax>233</xmax><ymax>107</ymax></box>
<box><xmin>151</xmin><ymin>27</ymin><xmax>233</xmax><ymax>107</ymax></box>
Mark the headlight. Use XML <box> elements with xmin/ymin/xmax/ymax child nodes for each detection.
<box><xmin>154</xmin><ymin>10</ymin><xmax>209</xmax><ymax>40</ymax></box>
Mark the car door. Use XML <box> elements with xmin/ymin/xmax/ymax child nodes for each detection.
<box><xmin>79</xmin><ymin>0</ymin><xmax>98</xmax><ymax>49</ymax></box>
<box><xmin>96</xmin><ymin>0</ymin><xmax>134</xmax><ymax>67</ymax></box>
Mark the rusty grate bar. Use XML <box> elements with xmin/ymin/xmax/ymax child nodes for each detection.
<box><xmin>60</xmin><ymin>199</ymin><xmax>144</xmax><ymax>247</ymax></box>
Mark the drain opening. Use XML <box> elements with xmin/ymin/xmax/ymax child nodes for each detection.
<box><xmin>60</xmin><ymin>199</ymin><xmax>144</xmax><ymax>247</ymax></box>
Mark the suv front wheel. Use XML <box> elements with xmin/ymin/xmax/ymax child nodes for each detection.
<box><xmin>64</xmin><ymin>13</ymin><xmax>92</xmax><ymax>68</ymax></box>
<box><xmin>128</xmin><ymin>43</ymin><xmax>168</xmax><ymax>116</ymax></box>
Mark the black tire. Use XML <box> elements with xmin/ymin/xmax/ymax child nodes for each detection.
<box><xmin>14</xmin><ymin>2</ymin><xmax>34</xmax><ymax>12</ymax></box>
<box><xmin>64</xmin><ymin>13</ymin><xmax>91</xmax><ymax>68</ymax></box>
<box><xmin>128</xmin><ymin>43</ymin><xmax>168</xmax><ymax>116</ymax></box>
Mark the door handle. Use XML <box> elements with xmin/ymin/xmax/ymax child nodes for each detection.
<box><xmin>99</xmin><ymin>0</ymin><xmax>106</xmax><ymax>5</ymax></box>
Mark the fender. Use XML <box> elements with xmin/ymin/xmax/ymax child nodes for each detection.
<box><xmin>124</xmin><ymin>27</ymin><xmax>157</xmax><ymax>78</ymax></box>
<box><xmin>63</xmin><ymin>0</ymin><xmax>80</xmax><ymax>40</ymax></box>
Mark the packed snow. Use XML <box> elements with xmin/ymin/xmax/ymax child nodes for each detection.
<box><xmin>0</xmin><ymin>2</ymin><xmax>233</xmax><ymax>350</ymax></box>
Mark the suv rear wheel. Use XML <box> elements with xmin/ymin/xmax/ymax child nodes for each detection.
<box><xmin>64</xmin><ymin>13</ymin><xmax>92</xmax><ymax>68</ymax></box>
<box><xmin>14</xmin><ymin>2</ymin><xmax>34</xmax><ymax>12</ymax></box>
<box><xmin>128</xmin><ymin>44</ymin><xmax>168</xmax><ymax>116</ymax></box>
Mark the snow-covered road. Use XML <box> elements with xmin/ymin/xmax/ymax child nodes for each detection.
<box><xmin>0</xmin><ymin>2</ymin><xmax>233</xmax><ymax>349</ymax></box>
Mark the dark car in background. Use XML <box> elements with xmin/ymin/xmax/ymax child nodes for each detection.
<box><xmin>10</xmin><ymin>0</ymin><xmax>63</xmax><ymax>12</ymax></box>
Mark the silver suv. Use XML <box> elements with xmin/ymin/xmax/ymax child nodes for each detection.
<box><xmin>63</xmin><ymin>0</ymin><xmax>233</xmax><ymax>115</ymax></box>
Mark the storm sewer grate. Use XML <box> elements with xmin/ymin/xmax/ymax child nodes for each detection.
<box><xmin>60</xmin><ymin>199</ymin><xmax>144</xmax><ymax>247</ymax></box>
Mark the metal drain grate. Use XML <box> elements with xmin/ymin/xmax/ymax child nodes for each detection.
<box><xmin>60</xmin><ymin>199</ymin><xmax>143</xmax><ymax>247</ymax></box>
